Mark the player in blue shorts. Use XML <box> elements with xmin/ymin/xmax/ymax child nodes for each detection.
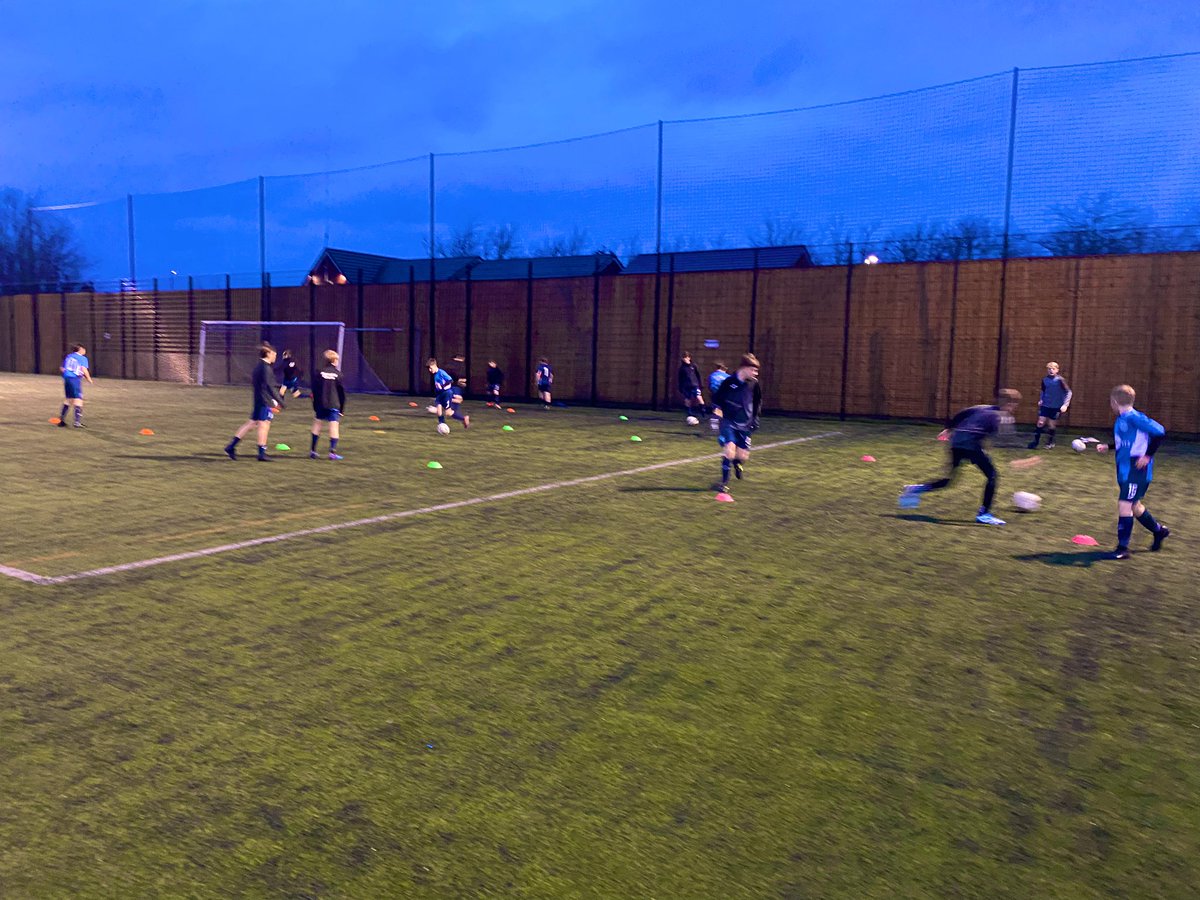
<box><xmin>58</xmin><ymin>343</ymin><xmax>93</xmax><ymax>428</ymax></box>
<box><xmin>535</xmin><ymin>357</ymin><xmax>553</xmax><ymax>408</ymax></box>
<box><xmin>677</xmin><ymin>351</ymin><xmax>704</xmax><ymax>425</ymax></box>
<box><xmin>427</xmin><ymin>357</ymin><xmax>454</xmax><ymax>428</ymax></box>
<box><xmin>310</xmin><ymin>349</ymin><xmax>346</xmax><ymax>460</ymax></box>
<box><xmin>449</xmin><ymin>378</ymin><xmax>471</xmax><ymax>429</ymax></box>
<box><xmin>225</xmin><ymin>343</ymin><xmax>284</xmax><ymax>461</ymax></box>
<box><xmin>711</xmin><ymin>353</ymin><xmax>762</xmax><ymax>493</ymax></box>
<box><xmin>1109</xmin><ymin>384</ymin><xmax>1169</xmax><ymax>559</ymax></box>
<box><xmin>899</xmin><ymin>388</ymin><xmax>1025</xmax><ymax>526</ymax></box>
<box><xmin>708</xmin><ymin>362</ymin><xmax>729</xmax><ymax>431</ymax></box>
<box><xmin>486</xmin><ymin>360</ymin><xmax>504</xmax><ymax>407</ymax></box>
<box><xmin>1027</xmin><ymin>361</ymin><xmax>1072</xmax><ymax>449</ymax></box>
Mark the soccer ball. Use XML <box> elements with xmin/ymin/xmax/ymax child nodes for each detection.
<box><xmin>1012</xmin><ymin>491</ymin><xmax>1042</xmax><ymax>511</ymax></box>
<box><xmin>436</xmin><ymin>422</ymin><xmax>450</xmax><ymax>435</ymax></box>
<box><xmin>685</xmin><ymin>416</ymin><xmax>699</xmax><ymax>426</ymax></box>
<box><xmin>1071</xmin><ymin>438</ymin><xmax>1087</xmax><ymax>452</ymax></box>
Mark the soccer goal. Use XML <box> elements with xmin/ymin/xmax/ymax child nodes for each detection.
<box><xmin>197</xmin><ymin>320</ymin><xmax>391</xmax><ymax>393</ymax></box>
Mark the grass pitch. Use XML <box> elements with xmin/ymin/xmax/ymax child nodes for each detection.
<box><xmin>1</xmin><ymin>373</ymin><xmax>1199</xmax><ymax>897</ymax></box>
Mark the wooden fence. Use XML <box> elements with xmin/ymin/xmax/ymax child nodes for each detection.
<box><xmin>2</xmin><ymin>252</ymin><xmax>1198</xmax><ymax>432</ymax></box>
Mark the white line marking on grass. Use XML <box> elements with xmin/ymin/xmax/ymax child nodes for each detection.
<box><xmin>5</xmin><ymin>432</ymin><xmax>841</xmax><ymax>585</ymax></box>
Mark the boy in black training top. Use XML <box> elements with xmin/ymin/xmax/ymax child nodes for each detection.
<box><xmin>711</xmin><ymin>353</ymin><xmax>762</xmax><ymax>493</ymax></box>
<box><xmin>311</xmin><ymin>349</ymin><xmax>346</xmax><ymax>460</ymax></box>
<box><xmin>486</xmin><ymin>360</ymin><xmax>504</xmax><ymax>407</ymax></box>
<box><xmin>225</xmin><ymin>343</ymin><xmax>284</xmax><ymax>461</ymax></box>
<box><xmin>900</xmin><ymin>388</ymin><xmax>1027</xmax><ymax>526</ymax></box>
<box><xmin>279</xmin><ymin>349</ymin><xmax>303</xmax><ymax>398</ymax></box>
<box><xmin>1027</xmin><ymin>361</ymin><xmax>1072</xmax><ymax>449</ymax></box>
<box><xmin>677</xmin><ymin>351</ymin><xmax>704</xmax><ymax>425</ymax></box>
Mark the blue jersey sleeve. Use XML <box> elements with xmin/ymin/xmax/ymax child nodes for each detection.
<box><xmin>1131</xmin><ymin>411</ymin><xmax>1165</xmax><ymax>437</ymax></box>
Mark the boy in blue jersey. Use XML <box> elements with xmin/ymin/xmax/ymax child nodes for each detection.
<box><xmin>711</xmin><ymin>353</ymin><xmax>762</xmax><ymax>493</ymax></box>
<box><xmin>677</xmin><ymin>352</ymin><xmax>704</xmax><ymax>425</ymax></box>
<box><xmin>708</xmin><ymin>362</ymin><xmax>729</xmax><ymax>431</ymax></box>
<box><xmin>485</xmin><ymin>360</ymin><xmax>503</xmax><ymax>407</ymax></box>
<box><xmin>535</xmin><ymin>357</ymin><xmax>553</xmax><ymax>408</ymax></box>
<box><xmin>310</xmin><ymin>349</ymin><xmax>346</xmax><ymax>460</ymax></box>
<box><xmin>58</xmin><ymin>343</ymin><xmax>93</xmax><ymax>427</ymax></box>
<box><xmin>427</xmin><ymin>357</ymin><xmax>454</xmax><ymax>428</ymax></box>
<box><xmin>1109</xmin><ymin>384</ymin><xmax>1169</xmax><ymax>559</ymax></box>
<box><xmin>225</xmin><ymin>343</ymin><xmax>284</xmax><ymax>461</ymax></box>
<box><xmin>449</xmin><ymin>377</ymin><xmax>471</xmax><ymax>429</ymax></box>
<box><xmin>899</xmin><ymin>388</ymin><xmax>1024</xmax><ymax>526</ymax></box>
<box><xmin>1027</xmin><ymin>361</ymin><xmax>1072</xmax><ymax>449</ymax></box>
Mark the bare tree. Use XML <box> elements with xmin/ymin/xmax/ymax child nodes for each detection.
<box><xmin>531</xmin><ymin>226</ymin><xmax>589</xmax><ymax>257</ymax></box>
<box><xmin>749</xmin><ymin>214</ymin><xmax>806</xmax><ymax>247</ymax></box>
<box><xmin>0</xmin><ymin>189</ymin><xmax>87</xmax><ymax>292</ymax></box>
<box><xmin>1036</xmin><ymin>193</ymin><xmax>1160</xmax><ymax>257</ymax></box>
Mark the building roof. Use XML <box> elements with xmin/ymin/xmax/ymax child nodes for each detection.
<box><xmin>467</xmin><ymin>252</ymin><xmax>622</xmax><ymax>281</ymax></box>
<box><xmin>623</xmin><ymin>244</ymin><xmax>812</xmax><ymax>274</ymax></box>
<box><xmin>309</xmin><ymin>248</ymin><xmax>480</xmax><ymax>284</ymax></box>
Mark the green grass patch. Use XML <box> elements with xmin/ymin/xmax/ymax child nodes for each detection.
<box><xmin>1</xmin><ymin>374</ymin><xmax>1199</xmax><ymax>897</ymax></box>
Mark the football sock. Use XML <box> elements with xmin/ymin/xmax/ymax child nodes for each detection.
<box><xmin>230</xmin><ymin>436</ymin><xmax>241</xmax><ymax>447</ymax></box>
<box><xmin>438</xmin><ymin>414</ymin><xmax>446</xmax><ymax>425</ymax></box>
<box><xmin>257</xmin><ymin>444</ymin><xmax>267</xmax><ymax>457</ymax></box>
<box><xmin>311</xmin><ymin>433</ymin><xmax>319</xmax><ymax>452</ymax></box>
<box><xmin>60</xmin><ymin>404</ymin><xmax>68</xmax><ymax>419</ymax></box>
<box><xmin>721</xmin><ymin>458</ymin><xmax>732</xmax><ymax>483</ymax></box>
<box><xmin>1117</xmin><ymin>516</ymin><xmax>1134</xmax><ymax>547</ymax></box>
<box><xmin>74</xmin><ymin>406</ymin><xmax>82</xmax><ymax>424</ymax></box>
<box><xmin>1030</xmin><ymin>427</ymin><xmax>1042</xmax><ymax>446</ymax></box>
<box><xmin>330</xmin><ymin>438</ymin><xmax>339</xmax><ymax>451</ymax></box>
<box><xmin>1136</xmin><ymin>509</ymin><xmax>1161</xmax><ymax>533</ymax></box>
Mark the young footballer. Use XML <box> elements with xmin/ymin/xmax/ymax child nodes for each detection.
<box><xmin>900</xmin><ymin>389</ymin><xmax>1026</xmax><ymax>526</ymax></box>
<box><xmin>708</xmin><ymin>362</ymin><xmax>730</xmax><ymax>430</ymax></box>
<box><xmin>449</xmin><ymin>377</ymin><xmax>471</xmax><ymax>429</ymax></box>
<box><xmin>711</xmin><ymin>353</ymin><xmax>762</xmax><ymax>493</ymax></box>
<box><xmin>311</xmin><ymin>349</ymin><xmax>346</xmax><ymax>460</ymax></box>
<box><xmin>428</xmin><ymin>357</ymin><xmax>454</xmax><ymax>428</ymax></box>
<box><xmin>677</xmin><ymin>351</ymin><xmax>704</xmax><ymax>424</ymax></box>
<box><xmin>225</xmin><ymin>343</ymin><xmax>284</xmax><ymax>461</ymax></box>
<box><xmin>279</xmin><ymin>349</ymin><xmax>303</xmax><ymax>398</ymax></box>
<box><xmin>1027</xmin><ymin>361</ymin><xmax>1072</xmax><ymax>449</ymax></box>
<box><xmin>535</xmin><ymin>357</ymin><xmax>553</xmax><ymax>408</ymax></box>
<box><xmin>58</xmin><ymin>343</ymin><xmax>93</xmax><ymax>428</ymax></box>
<box><xmin>1109</xmin><ymin>384</ymin><xmax>1169</xmax><ymax>559</ymax></box>
<box><xmin>486</xmin><ymin>360</ymin><xmax>504</xmax><ymax>407</ymax></box>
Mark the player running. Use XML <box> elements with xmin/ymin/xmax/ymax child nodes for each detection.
<box><xmin>677</xmin><ymin>351</ymin><xmax>704</xmax><ymax>425</ymax></box>
<box><xmin>711</xmin><ymin>353</ymin><xmax>762</xmax><ymax>494</ymax></box>
<box><xmin>485</xmin><ymin>360</ymin><xmax>504</xmax><ymax>408</ymax></box>
<box><xmin>1109</xmin><ymin>384</ymin><xmax>1169</xmax><ymax>559</ymax></box>
<box><xmin>427</xmin><ymin>358</ymin><xmax>454</xmax><ymax>429</ymax></box>
<box><xmin>449</xmin><ymin>377</ymin><xmax>471</xmax><ymax>429</ymax></box>
<box><xmin>535</xmin><ymin>357</ymin><xmax>553</xmax><ymax>408</ymax></box>
<box><xmin>899</xmin><ymin>389</ymin><xmax>1026</xmax><ymax>526</ymax></box>
<box><xmin>708</xmin><ymin>362</ymin><xmax>730</xmax><ymax>431</ymax></box>
<box><xmin>310</xmin><ymin>349</ymin><xmax>346</xmax><ymax>460</ymax></box>
<box><xmin>58</xmin><ymin>343</ymin><xmax>93</xmax><ymax>428</ymax></box>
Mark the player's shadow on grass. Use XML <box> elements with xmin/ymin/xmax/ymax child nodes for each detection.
<box><xmin>110</xmin><ymin>453</ymin><xmax>240</xmax><ymax>464</ymax></box>
<box><xmin>618</xmin><ymin>486</ymin><xmax>713</xmax><ymax>493</ymax></box>
<box><xmin>1013</xmin><ymin>550</ymin><xmax>1111</xmax><ymax>567</ymax></box>
<box><xmin>883</xmin><ymin>513</ymin><xmax>976</xmax><ymax>527</ymax></box>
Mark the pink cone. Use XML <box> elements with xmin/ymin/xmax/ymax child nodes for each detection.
<box><xmin>860</xmin><ymin>455</ymin><xmax>876</xmax><ymax>462</ymax></box>
<box><xmin>1072</xmin><ymin>534</ymin><xmax>1099</xmax><ymax>546</ymax></box>
<box><xmin>716</xmin><ymin>492</ymin><xmax>735</xmax><ymax>502</ymax></box>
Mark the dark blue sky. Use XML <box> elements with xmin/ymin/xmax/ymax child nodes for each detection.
<box><xmin>5</xmin><ymin>1</ymin><xmax>1199</xmax><ymax>282</ymax></box>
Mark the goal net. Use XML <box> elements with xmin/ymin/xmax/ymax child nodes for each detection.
<box><xmin>197</xmin><ymin>320</ymin><xmax>391</xmax><ymax>393</ymax></box>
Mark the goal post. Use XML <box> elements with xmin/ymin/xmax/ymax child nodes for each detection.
<box><xmin>196</xmin><ymin>320</ymin><xmax>390</xmax><ymax>393</ymax></box>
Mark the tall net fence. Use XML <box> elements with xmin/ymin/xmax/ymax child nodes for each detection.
<box><xmin>9</xmin><ymin>51</ymin><xmax>1200</xmax><ymax>290</ymax></box>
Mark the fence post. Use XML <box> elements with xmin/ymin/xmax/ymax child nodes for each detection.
<box><xmin>590</xmin><ymin>261</ymin><xmax>601</xmax><ymax>405</ymax></box>
<box><xmin>408</xmin><ymin>265</ymin><xmax>417</xmax><ymax>394</ymax></box>
<box><xmin>152</xmin><ymin>277</ymin><xmax>160</xmax><ymax>381</ymax></box>
<box><xmin>525</xmin><ymin>261</ymin><xmax>534</xmax><ymax>400</ymax></box>
<box><xmin>88</xmin><ymin>290</ymin><xmax>97</xmax><ymax>377</ymax></box>
<box><xmin>663</xmin><ymin>253</ymin><xmax>676</xmax><ymax>409</ymax></box>
<box><xmin>127</xmin><ymin>194</ymin><xmax>136</xmax><ymax>290</ymax></box>
<box><xmin>995</xmin><ymin>67</ymin><xmax>1020</xmax><ymax>396</ymax></box>
<box><xmin>749</xmin><ymin>247</ymin><xmax>760</xmax><ymax>352</ymax></box>
<box><xmin>464</xmin><ymin>265</ymin><xmax>473</xmax><ymax>394</ymax></box>
<box><xmin>31</xmin><ymin>289</ymin><xmax>41</xmax><ymax>374</ymax></box>
<box><xmin>839</xmin><ymin>243</ymin><xmax>855</xmax><ymax>420</ymax></box>
<box><xmin>224</xmin><ymin>274</ymin><xmax>232</xmax><ymax>384</ymax></box>
<box><xmin>187</xmin><ymin>275</ymin><xmax>196</xmax><ymax>380</ymax></box>
<box><xmin>258</xmin><ymin>175</ymin><xmax>267</xmax><ymax>291</ymax></box>
<box><xmin>309</xmin><ymin>276</ymin><xmax>318</xmax><ymax>380</ymax></box>
<box><xmin>945</xmin><ymin>256</ymin><xmax>961</xmax><ymax>421</ymax></box>
<box><xmin>651</xmin><ymin>255</ymin><xmax>662</xmax><ymax>410</ymax></box>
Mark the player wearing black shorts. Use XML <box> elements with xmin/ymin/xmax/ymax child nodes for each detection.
<box><xmin>1028</xmin><ymin>361</ymin><xmax>1072</xmax><ymax>449</ymax></box>
<box><xmin>711</xmin><ymin>353</ymin><xmax>762</xmax><ymax>493</ymax></box>
<box><xmin>311</xmin><ymin>349</ymin><xmax>346</xmax><ymax>460</ymax></box>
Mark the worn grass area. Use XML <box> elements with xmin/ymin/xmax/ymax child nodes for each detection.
<box><xmin>1</xmin><ymin>373</ymin><xmax>1198</xmax><ymax>897</ymax></box>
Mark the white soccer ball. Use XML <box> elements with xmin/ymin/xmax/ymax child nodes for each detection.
<box><xmin>685</xmin><ymin>416</ymin><xmax>699</xmax><ymax>426</ymax></box>
<box><xmin>1071</xmin><ymin>438</ymin><xmax>1087</xmax><ymax>453</ymax></box>
<box><xmin>436</xmin><ymin>422</ymin><xmax>450</xmax><ymax>435</ymax></box>
<box><xmin>1013</xmin><ymin>491</ymin><xmax>1042</xmax><ymax>511</ymax></box>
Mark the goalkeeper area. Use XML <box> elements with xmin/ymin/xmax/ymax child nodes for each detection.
<box><xmin>2</xmin><ymin>373</ymin><xmax>1200</xmax><ymax>896</ymax></box>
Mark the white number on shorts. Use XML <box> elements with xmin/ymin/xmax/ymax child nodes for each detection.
<box><xmin>1127</xmin><ymin>483</ymin><xmax>1139</xmax><ymax>500</ymax></box>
